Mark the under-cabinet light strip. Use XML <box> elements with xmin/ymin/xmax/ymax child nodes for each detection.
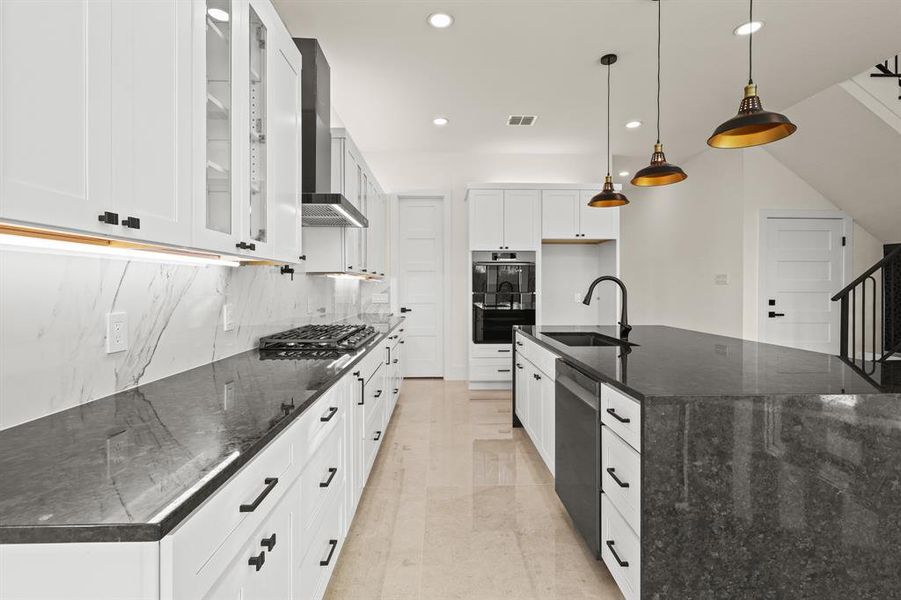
<box><xmin>0</xmin><ymin>225</ymin><xmax>242</xmax><ymax>267</ymax></box>
<box><xmin>332</xmin><ymin>204</ymin><xmax>364</xmax><ymax>228</ymax></box>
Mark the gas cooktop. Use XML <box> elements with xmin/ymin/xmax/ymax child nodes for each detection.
<box><xmin>259</xmin><ymin>323</ymin><xmax>378</xmax><ymax>359</ymax></box>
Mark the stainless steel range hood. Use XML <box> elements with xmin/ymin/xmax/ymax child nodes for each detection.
<box><xmin>295</xmin><ymin>38</ymin><xmax>368</xmax><ymax>228</ymax></box>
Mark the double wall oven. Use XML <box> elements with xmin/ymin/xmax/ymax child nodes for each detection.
<box><xmin>472</xmin><ymin>251</ymin><xmax>536</xmax><ymax>344</ymax></box>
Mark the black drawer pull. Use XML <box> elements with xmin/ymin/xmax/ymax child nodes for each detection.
<box><xmin>373</xmin><ymin>389</ymin><xmax>383</xmax><ymax>398</ymax></box>
<box><xmin>239</xmin><ymin>477</ymin><xmax>278</xmax><ymax>512</ymax></box>
<box><xmin>260</xmin><ymin>533</ymin><xmax>276</xmax><ymax>551</ymax></box>
<box><xmin>606</xmin><ymin>408</ymin><xmax>631</xmax><ymax>424</ymax></box>
<box><xmin>533</xmin><ymin>373</ymin><xmax>541</xmax><ymax>380</ymax></box>
<box><xmin>248</xmin><ymin>551</ymin><xmax>266</xmax><ymax>571</ymax></box>
<box><xmin>516</xmin><ymin>363</ymin><xmax>523</xmax><ymax>369</ymax></box>
<box><xmin>320</xmin><ymin>539</ymin><xmax>338</xmax><ymax>566</ymax></box>
<box><xmin>373</xmin><ymin>430</ymin><xmax>382</xmax><ymax>441</ymax></box>
<box><xmin>516</xmin><ymin>341</ymin><xmax>524</xmax><ymax>347</ymax></box>
<box><xmin>394</xmin><ymin>388</ymin><xmax>399</xmax><ymax>394</ymax></box>
<box><xmin>605</xmin><ymin>540</ymin><xmax>629</xmax><ymax>567</ymax></box>
<box><xmin>320</xmin><ymin>467</ymin><xmax>338</xmax><ymax>488</ymax></box>
<box><xmin>98</xmin><ymin>210</ymin><xmax>119</xmax><ymax>224</ymax></box>
<box><xmin>392</xmin><ymin>358</ymin><xmax>398</xmax><ymax>364</ymax></box>
<box><xmin>497</xmin><ymin>368</ymin><xmax>511</xmax><ymax>373</ymax></box>
<box><xmin>606</xmin><ymin>467</ymin><xmax>630</xmax><ymax>488</ymax></box>
<box><xmin>120</xmin><ymin>216</ymin><xmax>141</xmax><ymax>229</ymax></box>
<box><xmin>497</xmin><ymin>349</ymin><xmax>511</xmax><ymax>353</ymax></box>
<box><xmin>320</xmin><ymin>406</ymin><xmax>338</xmax><ymax>422</ymax></box>
<box><xmin>399</xmin><ymin>340</ymin><xmax>404</xmax><ymax>344</ymax></box>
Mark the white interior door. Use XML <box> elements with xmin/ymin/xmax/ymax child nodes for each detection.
<box><xmin>761</xmin><ymin>216</ymin><xmax>847</xmax><ymax>354</ymax></box>
<box><xmin>398</xmin><ymin>197</ymin><xmax>444</xmax><ymax>377</ymax></box>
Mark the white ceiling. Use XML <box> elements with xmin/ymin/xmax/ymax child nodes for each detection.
<box><xmin>274</xmin><ymin>0</ymin><xmax>900</xmax><ymax>166</ymax></box>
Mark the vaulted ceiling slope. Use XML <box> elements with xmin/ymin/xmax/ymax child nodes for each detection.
<box><xmin>766</xmin><ymin>71</ymin><xmax>901</xmax><ymax>244</ymax></box>
<box><xmin>274</xmin><ymin>0</ymin><xmax>900</xmax><ymax>162</ymax></box>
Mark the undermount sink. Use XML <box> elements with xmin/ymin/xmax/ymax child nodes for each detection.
<box><xmin>541</xmin><ymin>331</ymin><xmax>635</xmax><ymax>347</ymax></box>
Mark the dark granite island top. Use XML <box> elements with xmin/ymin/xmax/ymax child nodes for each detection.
<box><xmin>517</xmin><ymin>325</ymin><xmax>901</xmax><ymax>600</ymax></box>
<box><xmin>0</xmin><ymin>315</ymin><xmax>403</xmax><ymax>545</ymax></box>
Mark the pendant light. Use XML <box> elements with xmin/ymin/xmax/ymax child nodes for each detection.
<box><xmin>632</xmin><ymin>0</ymin><xmax>686</xmax><ymax>187</ymax></box>
<box><xmin>590</xmin><ymin>54</ymin><xmax>629</xmax><ymax>208</ymax></box>
<box><xmin>708</xmin><ymin>0</ymin><xmax>796</xmax><ymax>148</ymax></box>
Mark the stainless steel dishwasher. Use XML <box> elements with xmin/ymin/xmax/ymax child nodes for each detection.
<box><xmin>554</xmin><ymin>359</ymin><xmax>601</xmax><ymax>558</ymax></box>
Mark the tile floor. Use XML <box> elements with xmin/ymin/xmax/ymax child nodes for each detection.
<box><xmin>324</xmin><ymin>379</ymin><xmax>622</xmax><ymax>600</ymax></box>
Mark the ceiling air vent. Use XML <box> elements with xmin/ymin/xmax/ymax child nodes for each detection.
<box><xmin>507</xmin><ymin>115</ymin><xmax>537</xmax><ymax>126</ymax></box>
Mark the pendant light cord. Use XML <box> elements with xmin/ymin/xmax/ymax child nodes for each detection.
<box><xmin>748</xmin><ymin>0</ymin><xmax>754</xmax><ymax>85</ymax></box>
<box><xmin>656</xmin><ymin>0</ymin><xmax>661</xmax><ymax>144</ymax></box>
<box><xmin>606</xmin><ymin>61</ymin><xmax>611</xmax><ymax>176</ymax></box>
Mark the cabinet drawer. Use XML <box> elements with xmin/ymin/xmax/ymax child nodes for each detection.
<box><xmin>298</xmin><ymin>411</ymin><xmax>346</xmax><ymax>559</ymax></box>
<box><xmin>515</xmin><ymin>333</ymin><xmax>558</xmax><ymax>378</ymax></box>
<box><xmin>296</xmin><ymin>483</ymin><xmax>345</xmax><ymax>600</ymax></box>
<box><xmin>363</xmin><ymin>397</ymin><xmax>386</xmax><ymax>479</ymax></box>
<box><xmin>471</xmin><ymin>343</ymin><xmax>514</xmax><ymax>359</ymax></box>
<box><xmin>469</xmin><ymin>358</ymin><xmax>513</xmax><ymax>381</ymax></box>
<box><xmin>601</xmin><ymin>495</ymin><xmax>640</xmax><ymax>600</ymax></box>
<box><xmin>294</xmin><ymin>385</ymin><xmax>346</xmax><ymax>470</ymax></box>
<box><xmin>600</xmin><ymin>384</ymin><xmax>641</xmax><ymax>451</ymax></box>
<box><xmin>165</xmin><ymin>428</ymin><xmax>294</xmax><ymax>598</ymax></box>
<box><xmin>602</xmin><ymin>428</ymin><xmax>641</xmax><ymax>535</ymax></box>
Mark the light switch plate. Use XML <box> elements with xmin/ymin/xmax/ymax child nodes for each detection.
<box><xmin>106</xmin><ymin>312</ymin><xmax>128</xmax><ymax>354</ymax></box>
<box><xmin>223</xmin><ymin>303</ymin><xmax>235</xmax><ymax>332</ymax></box>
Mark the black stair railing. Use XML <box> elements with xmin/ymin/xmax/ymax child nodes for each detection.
<box><xmin>832</xmin><ymin>245</ymin><xmax>901</xmax><ymax>364</ymax></box>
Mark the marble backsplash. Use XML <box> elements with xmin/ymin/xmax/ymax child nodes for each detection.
<box><xmin>0</xmin><ymin>248</ymin><xmax>390</xmax><ymax>430</ymax></box>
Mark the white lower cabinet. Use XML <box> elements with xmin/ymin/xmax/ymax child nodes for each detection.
<box><xmin>513</xmin><ymin>334</ymin><xmax>558</xmax><ymax>476</ymax></box>
<box><xmin>601</xmin><ymin>494</ymin><xmax>640</xmax><ymax>600</ymax></box>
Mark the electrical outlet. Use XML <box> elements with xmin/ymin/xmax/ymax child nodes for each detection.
<box><xmin>574</xmin><ymin>292</ymin><xmax>582</xmax><ymax>303</ymax></box>
<box><xmin>223</xmin><ymin>381</ymin><xmax>235</xmax><ymax>409</ymax></box>
<box><xmin>223</xmin><ymin>303</ymin><xmax>235</xmax><ymax>332</ymax></box>
<box><xmin>714</xmin><ymin>273</ymin><xmax>729</xmax><ymax>286</ymax></box>
<box><xmin>106</xmin><ymin>312</ymin><xmax>128</xmax><ymax>354</ymax></box>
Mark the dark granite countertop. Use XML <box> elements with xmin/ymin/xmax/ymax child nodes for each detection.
<box><xmin>0</xmin><ymin>315</ymin><xmax>403</xmax><ymax>544</ymax></box>
<box><xmin>517</xmin><ymin>324</ymin><xmax>900</xmax><ymax>399</ymax></box>
<box><xmin>517</xmin><ymin>325</ymin><xmax>901</xmax><ymax>598</ymax></box>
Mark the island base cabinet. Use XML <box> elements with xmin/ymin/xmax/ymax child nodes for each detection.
<box><xmin>601</xmin><ymin>495</ymin><xmax>640</xmax><ymax>600</ymax></box>
<box><xmin>0</xmin><ymin>542</ymin><xmax>159</xmax><ymax>600</ymax></box>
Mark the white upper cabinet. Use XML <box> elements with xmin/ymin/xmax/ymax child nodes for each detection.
<box><xmin>502</xmin><ymin>189</ymin><xmax>540</xmax><ymax>250</ymax></box>
<box><xmin>541</xmin><ymin>190</ymin><xmax>579</xmax><ymax>239</ymax></box>
<box><xmin>468</xmin><ymin>190</ymin><xmax>505</xmax><ymax>250</ymax></box>
<box><xmin>0</xmin><ymin>0</ymin><xmax>195</xmax><ymax>244</ymax></box>
<box><xmin>110</xmin><ymin>0</ymin><xmax>194</xmax><ymax>246</ymax></box>
<box><xmin>579</xmin><ymin>190</ymin><xmax>619</xmax><ymax>239</ymax></box>
<box><xmin>468</xmin><ymin>189</ymin><xmax>540</xmax><ymax>250</ymax></box>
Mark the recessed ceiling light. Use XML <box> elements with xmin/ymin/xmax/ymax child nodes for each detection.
<box><xmin>618</xmin><ymin>171</ymin><xmax>630</xmax><ymax>178</ymax></box>
<box><xmin>207</xmin><ymin>8</ymin><xmax>229</xmax><ymax>22</ymax></box>
<box><xmin>427</xmin><ymin>13</ymin><xmax>454</xmax><ymax>29</ymax></box>
<box><xmin>734</xmin><ymin>21</ymin><xmax>763</xmax><ymax>36</ymax></box>
<box><xmin>433</xmin><ymin>116</ymin><xmax>449</xmax><ymax>126</ymax></box>
<box><xmin>625</xmin><ymin>120</ymin><xmax>642</xmax><ymax>129</ymax></box>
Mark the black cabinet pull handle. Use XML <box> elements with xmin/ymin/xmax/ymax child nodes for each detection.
<box><xmin>399</xmin><ymin>340</ymin><xmax>404</xmax><ymax>344</ymax></box>
<box><xmin>394</xmin><ymin>388</ymin><xmax>399</xmax><ymax>394</ymax></box>
<box><xmin>605</xmin><ymin>540</ymin><xmax>629</xmax><ymax>567</ymax></box>
<box><xmin>768</xmin><ymin>311</ymin><xmax>785</xmax><ymax>318</ymax></box>
<box><xmin>392</xmin><ymin>358</ymin><xmax>398</xmax><ymax>364</ymax></box>
<box><xmin>235</xmin><ymin>241</ymin><xmax>257</xmax><ymax>251</ymax></box>
<box><xmin>497</xmin><ymin>349</ymin><xmax>511</xmax><ymax>353</ymax></box>
<box><xmin>98</xmin><ymin>211</ymin><xmax>119</xmax><ymax>224</ymax></box>
<box><xmin>373</xmin><ymin>389</ymin><xmax>383</xmax><ymax>398</ymax></box>
<box><xmin>248</xmin><ymin>551</ymin><xmax>266</xmax><ymax>571</ymax></box>
<box><xmin>497</xmin><ymin>368</ymin><xmax>511</xmax><ymax>373</ymax></box>
<box><xmin>319</xmin><ymin>467</ymin><xmax>338</xmax><ymax>488</ymax></box>
<box><xmin>358</xmin><ymin>378</ymin><xmax>365</xmax><ymax>405</ymax></box>
<box><xmin>373</xmin><ymin>430</ymin><xmax>382</xmax><ymax>441</ymax></box>
<box><xmin>533</xmin><ymin>373</ymin><xmax>541</xmax><ymax>380</ymax></box>
<box><xmin>516</xmin><ymin>363</ymin><xmax>523</xmax><ymax>369</ymax></box>
<box><xmin>320</xmin><ymin>539</ymin><xmax>338</xmax><ymax>566</ymax></box>
<box><xmin>121</xmin><ymin>216</ymin><xmax>141</xmax><ymax>229</ymax></box>
<box><xmin>606</xmin><ymin>467</ymin><xmax>630</xmax><ymax>488</ymax></box>
<box><xmin>260</xmin><ymin>533</ymin><xmax>276</xmax><ymax>551</ymax></box>
<box><xmin>516</xmin><ymin>341</ymin><xmax>524</xmax><ymax>347</ymax></box>
<box><xmin>400</xmin><ymin>307</ymin><xmax>412</xmax><ymax>313</ymax></box>
<box><xmin>606</xmin><ymin>408</ymin><xmax>631</xmax><ymax>424</ymax></box>
<box><xmin>239</xmin><ymin>477</ymin><xmax>278</xmax><ymax>512</ymax></box>
<box><xmin>298</xmin><ymin>255</ymin><xmax>307</xmax><ymax>261</ymax></box>
<box><xmin>320</xmin><ymin>406</ymin><xmax>338</xmax><ymax>422</ymax></box>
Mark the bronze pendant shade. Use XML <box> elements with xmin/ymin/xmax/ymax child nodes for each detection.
<box><xmin>591</xmin><ymin>54</ymin><xmax>628</xmax><ymax>208</ymax></box>
<box><xmin>708</xmin><ymin>0</ymin><xmax>796</xmax><ymax>149</ymax></box>
<box><xmin>631</xmin><ymin>0</ymin><xmax>686</xmax><ymax>187</ymax></box>
<box><xmin>590</xmin><ymin>175</ymin><xmax>629</xmax><ymax>208</ymax></box>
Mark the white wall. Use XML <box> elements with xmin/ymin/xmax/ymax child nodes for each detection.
<box><xmin>540</xmin><ymin>242</ymin><xmax>617</xmax><ymax>327</ymax></box>
<box><xmin>365</xmin><ymin>151</ymin><xmax>607</xmax><ymax>379</ymax></box>
<box><xmin>0</xmin><ymin>250</ymin><xmax>390</xmax><ymax>429</ymax></box>
<box><xmin>620</xmin><ymin>146</ymin><xmax>885</xmax><ymax>341</ymax></box>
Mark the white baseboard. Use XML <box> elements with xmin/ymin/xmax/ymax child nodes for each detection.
<box><xmin>468</xmin><ymin>381</ymin><xmax>512</xmax><ymax>391</ymax></box>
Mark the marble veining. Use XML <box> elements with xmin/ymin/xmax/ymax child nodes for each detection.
<box><xmin>0</xmin><ymin>248</ymin><xmax>390</xmax><ymax>430</ymax></box>
<box><xmin>0</xmin><ymin>316</ymin><xmax>403</xmax><ymax>544</ymax></box>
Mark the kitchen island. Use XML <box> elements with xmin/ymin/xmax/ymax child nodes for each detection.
<box><xmin>514</xmin><ymin>324</ymin><xmax>901</xmax><ymax>600</ymax></box>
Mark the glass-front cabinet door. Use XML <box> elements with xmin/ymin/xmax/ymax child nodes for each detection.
<box><xmin>247</xmin><ymin>5</ymin><xmax>267</xmax><ymax>250</ymax></box>
<box><xmin>205</xmin><ymin>0</ymin><xmax>233</xmax><ymax>238</ymax></box>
